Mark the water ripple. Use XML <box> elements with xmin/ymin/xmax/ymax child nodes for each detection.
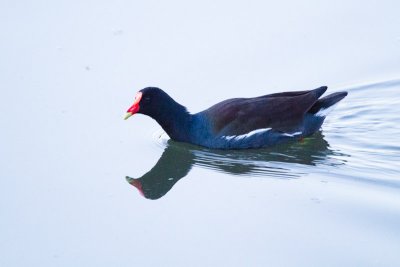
<box><xmin>129</xmin><ymin>79</ymin><xmax>400</xmax><ymax>199</ymax></box>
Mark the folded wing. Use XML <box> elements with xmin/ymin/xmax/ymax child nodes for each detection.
<box><xmin>205</xmin><ymin>86</ymin><xmax>328</xmax><ymax>136</ymax></box>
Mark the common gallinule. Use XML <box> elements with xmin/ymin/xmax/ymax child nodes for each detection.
<box><xmin>124</xmin><ymin>86</ymin><xmax>347</xmax><ymax>149</ymax></box>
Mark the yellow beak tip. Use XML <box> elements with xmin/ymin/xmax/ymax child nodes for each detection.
<box><xmin>124</xmin><ymin>112</ymin><xmax>133</xmax><ymax>120</ymax></box>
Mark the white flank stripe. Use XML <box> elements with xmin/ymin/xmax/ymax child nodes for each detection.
<box><xmin>222</xmin><ymin>128</ymin><xmax>272</xmax><ymax>141</ymax></box>
<box><xmin>282</xmin><ymin>131</ymin><xmax>303</xmax><ymax>137</ymax></box>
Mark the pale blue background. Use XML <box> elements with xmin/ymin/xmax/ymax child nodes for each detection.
<box><xmin>1</xmin><ymin>1</ymin><xmax>400</xmax><ymax>266</ymax></box>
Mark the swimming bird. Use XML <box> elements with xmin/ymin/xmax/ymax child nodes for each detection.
<box><xmin>124</xmin><ymin>86</ymin><xmax>347</xmax><ymax>149</ymax></box>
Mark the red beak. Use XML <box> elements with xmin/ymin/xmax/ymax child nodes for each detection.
<box><xmin>124</xmin><ymin>92</ymin><xmax>143</xmax><ymax>120</ymax></box>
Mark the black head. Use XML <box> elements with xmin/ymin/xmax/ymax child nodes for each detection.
<box><xmin>124</xmin><ymin>87</ymin><xmax>186</xmax><ymax>120</ymax></box>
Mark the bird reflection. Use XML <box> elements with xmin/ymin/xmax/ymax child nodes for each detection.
<box><xmin>126</xmin><ymin>132</ymin><xmax>347</xmax><ymax>200</ymax></box>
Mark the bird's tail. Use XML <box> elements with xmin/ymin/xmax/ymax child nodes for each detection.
<box><xmin>308</xmin><ymin>91</ymin><xmax>348</xmax><ymax>116</ymax></box>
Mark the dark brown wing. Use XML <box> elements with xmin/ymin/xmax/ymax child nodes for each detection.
<box><xmin>204</xmin><ymin>86</ymin><xmax>327</xmax><ymax>136</ymax></box>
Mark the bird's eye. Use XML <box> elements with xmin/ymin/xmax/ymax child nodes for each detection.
<box><xmin>144</xmin><ymin>96</ymin><xmax>151</xmax><ymax>102</ymax></box>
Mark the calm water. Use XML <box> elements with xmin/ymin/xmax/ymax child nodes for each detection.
<box><xmin>128</xmin><ymin>80</ymin><xmax>400</xmax><ymax>199</ymax></box>
<box><xmin>2</xmin><ymin>1</ymin><xmax>400</xmax><ymax>266</ymax></box>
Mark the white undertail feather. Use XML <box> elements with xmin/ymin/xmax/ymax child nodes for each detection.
<box><xmin>315</xmin><ymin>104</ymin><xmax>337</xmax><ymax>117</ymax></box>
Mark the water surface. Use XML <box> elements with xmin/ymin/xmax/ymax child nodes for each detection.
<box><xmin>1</xmin><ymin>1</ymin><xmax>400</xmax><ymax>266</ymax></box>
<box><xmin>128</xmin><ymin>80</ymin><xmax>400</xmax><ymax>200</ymax></box>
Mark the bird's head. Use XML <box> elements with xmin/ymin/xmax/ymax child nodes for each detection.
<box><xmin>124</xmin><ymin>87</ymin><xmax>170</xmax><ymax>120</ymax></box>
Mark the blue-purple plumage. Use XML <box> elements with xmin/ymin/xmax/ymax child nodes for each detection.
<box><xmin>126</xmin><ymin>86</ymin><xmax>347</xmax><ymax>149</ymax></box>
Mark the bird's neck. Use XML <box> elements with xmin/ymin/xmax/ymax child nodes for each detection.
<box><xmin>153</xmin><ymin>100</ymin><xmax>193</xmax><ymax>142</ymax></box>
